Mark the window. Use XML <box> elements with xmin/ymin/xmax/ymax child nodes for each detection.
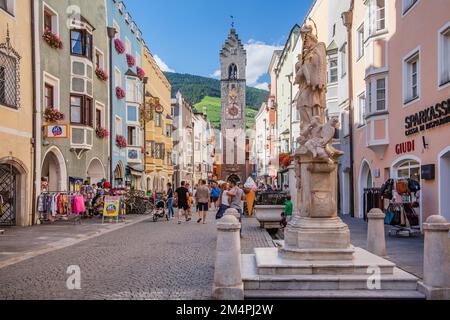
<box><xmin>340</xmin><ymin>44</ymin><xmax>347</xmax><ymax>77</ymax></box>
<box><xmin>396</xmin><ymin>160</ymin><xmax>421</xmax><ymax>182</ymax></box>
<box><xmin>403</xmin><ymin>0</ymin><xmax>419</xmax><ymax>15</ymax></box>
<box><xmin>115</xmin><ymin>116</ymin><xmax>122</xmax><ymax>135</ymax></box>
<box><xmin>125</xmin><ymin>38</ymin><xmax>131</xmax><ymax>55</ymax></box>
<box><xmin>376</xmin><ymin>78</ymin><xmax>386</xmax><ymax>111</ymax></box>
<box><xmin>70</xmin><ymin>95</ymin><xmax>92</xmax><ymax>126</ymax></box>
<box><xmin>95</xmin><ymin>49</ymin><xmax>104</xmax><ymax>69</ymax></box>
<box><xmin>154</xmin><ymin>112</ymin><xmax>162</xmax><ymax>127</ymax></box>
<box><xmin>70</xmin><ymin>29</ymin><xmax>93</xmax><ymax>60</ymax></box>
<box><xmin>0</xmin><ymin>0</ymin><xmax>14</xmax><ymax>16</ymax></box>
<box><xmin>113</xmin><ymin>20</ymin><xmax>120</xmax><ymax>39</ymax></box>
<box><xmin>95</xmin><ymin>102</ymin><xmax>104</xmax><ymax>128</ymax></box>
<box><xmin>0</xmin><ymin>49</ymin><xmax>19</xmax><ymax>109</ymax></box>
<box><xmin>341</xmin><ymin>110</ymin><xmax>349</xmax><ymax>137</ymax></box>
<box><xmin>404</xmin><ymin>51</ymin><xmax>420</xmax><ymax>104</ymax></box>
<box><xmin>44</xmin><ymin>84</ymin><xmax>54</xmax><ymax>108</ymax></box>
<box><xmin>328</xmin><ymin>57</ymin><xmax>338</xmax><ymax>84</ymax></box>
<box><xmin>357</xmin><ymin>93</ymin><xmax>366</xmax><ymax>126</ymax></box>
<box><xmin>43</xmin><ymin>4</ymin><xmax>58</xmax><ymax>34</ymax></box>
<box><xmin>439</xmin><ymin>26</ymin><xmax>450</xmax><ymax>86</ymax></box>
<box><xmin>136</xmin><ymin>52</ymin><xmax>141</xmax><ymax>67</ymax></box>
<box><xmin>228</xmin><ymin>64</ymin><xmax>238</xmax><ymax>80</ymax></box>
<box><xmin>357</xmin><ymin>24</ymin><xmax>365</xmax><ymax>59</ymax></box>
<box><xmin>367</xmin><ymin>0</ymin><xmax>386</xmax><ymax>36</ymax></box>
<box><xmin>332</xmin><ymin>24</ymin><xmax>336</xmax><ymax>37</ymax></box>
<box><xmin>127</xmin><ymin>105</ymin><xmax>138</xmax><ymax>122</ymax></box>
<box><xmin>375</xmin><ymin>0</ymin><xmax>386</xmax><ymax>31</ymax></box>
<box><xmin>114</xmin><ymin>68</ymin><xmax>121</xmax><ymax>88</ymax></box>
<box><xmin>127</xmin><ymin>126</ymin><xmax>138</xmax><ymax>146</ymax></box>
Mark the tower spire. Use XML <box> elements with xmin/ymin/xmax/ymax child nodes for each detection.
<box><xmin>230</xmin><ymin>15</ymin><xmax>235</xmax><ymax>29</ymax></box>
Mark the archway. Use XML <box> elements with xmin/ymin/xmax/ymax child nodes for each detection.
<box><xmin>41</xmin><ymin>147</ymin><xmax>67</xmax><ymax>192</ymax></box>
<box><xmin>114</xmin><ymin>162</ymin><xmax>124</xmax><ymax>187</ymax></box>
<box><xmin>0</xmin><ymin>158</ymin><xmax>28</xmax><ymax>226</ymax></box>
<box><xmin>439</xmin><ymin>147</ymin><xmax>450</xmax><ymax>222</ymax></box>
<box><xmin>358</xmin><ymin>160</ymin><xmax>372</xmax><ymax>219</ymax></box>
<box><xmin>227</xmin><ymin>174</ymin><xmax>241</xmax><ymax>184</ymax></box>
<box><xmin>87</xmin><ymin>158</ymin><xmax>105</xmax><ymax>185</ymax></box>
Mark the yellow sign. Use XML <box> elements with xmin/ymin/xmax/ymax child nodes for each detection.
<box><xmin>103</xmin><ymin>196</ymin><xmax>120</xmax><ymax>217</ymax></box>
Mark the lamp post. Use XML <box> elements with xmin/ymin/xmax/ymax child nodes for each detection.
<box><xmin>342</xmin><ymin>0</ymin><xmax>355</xmax><ymax>217</ymax></box>
<box><xmin>107</xmin><ymin>26</ymin><xmax>116</xmax><ymax>184</ymax></box>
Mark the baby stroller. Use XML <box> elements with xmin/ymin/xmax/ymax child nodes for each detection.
<box><xmin>152</xmin><ymin>198</ymin><xmax>169</xmax><ymax>222</ymax></box>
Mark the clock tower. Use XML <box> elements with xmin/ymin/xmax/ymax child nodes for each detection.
<box><xmin>220</xmin><ymin>28</ymin><xmax>247</xmax><ymax>182</ymax></box>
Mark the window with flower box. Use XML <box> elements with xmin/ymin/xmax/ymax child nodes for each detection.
<box><xmin>43</xmin><ymin>3</ymin><xmax>58</xmax><ymax>34</ymax></box>
<box><xmin>70</xmin><ymin>95</ymin><xmax>93</xmax><ymax>126</ymax></box>
<box><xmin>70</xmin><ymin>29</ymin><xmax>93</xmax><ymax>60</ymax></box>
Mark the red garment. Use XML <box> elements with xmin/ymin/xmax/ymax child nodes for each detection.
<box><xmin>72</xmin><ymin>195</ymin><xmax>86</xmax><ymax>215</ymax></box>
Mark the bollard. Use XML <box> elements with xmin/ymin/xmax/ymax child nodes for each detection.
<box><xmin>224</xmin><ymin>208</ymin><xmax>240</xmax><ymax>220</ymax></box>
<box><xmin>367</xmin><ymin>208</ymin><xmax>387</xmax><ymax>257</ymax></box>
<box><xmin>212</xmin><ymin>214</ymin><xmax>244</xmax><ymax>300</ymax></box>
<box><xmin>419</xmin><ymin>215</ymin><xmax>450</xmax><ymax>300</ymax></box>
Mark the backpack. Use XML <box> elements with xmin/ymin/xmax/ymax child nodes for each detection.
<box><xmin>408</xmin><ymin>179</ymin><xmax>421</xmax><ymax>193</ymax></box>
<box><xmin>381</xmin><ymin>179</ymin><xmax>394</xmax><ymax>200</ymax></box>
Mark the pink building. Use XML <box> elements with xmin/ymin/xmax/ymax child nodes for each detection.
<box><xmin>352</xmin><ymin>0</ymin><xmax>450</xmax><ymax>226</ymax></box>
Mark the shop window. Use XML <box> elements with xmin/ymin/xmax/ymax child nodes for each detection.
<box><xmin>70</xmin><ymin>95</ymin><xmax>92</xmax><ymax>126</ymax></box>
<box><xmin>395</xmin><ymin>160</ymin><xmax>421</xmax><ymax>182</ymax></box>
<box><xmin>70</xmin><ymin>29</ymin><xmax>93</xmax><ymax>60</ymax></box>
<box><xmin>403</xmin><ymin>50</ymin><xmax>420</xmax><ymax>104</ymax></box>
<box><xmin>439</xmin><ymin>25</ymin><xmax>450</xmax><ymax>87</ymax></box>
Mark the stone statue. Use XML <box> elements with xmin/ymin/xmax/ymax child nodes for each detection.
<box><xmin>295</xmin><ymin>25</ymin><xmax>343</xmax><ymax>161</ymax></box>
<box><xmin>295</xmin><ymin>25</ymin><xmax>327</xmax><ymax>128</ymax></box>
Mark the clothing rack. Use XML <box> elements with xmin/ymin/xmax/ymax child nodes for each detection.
<box><xmin>38</xmin><ymin>192</ymin><xmax>84</xmax><ymax>225</ymax></box>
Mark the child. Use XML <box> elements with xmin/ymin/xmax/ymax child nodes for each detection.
<box><xmin>284</xmin><ymin>195</ymin><xmax>293</xmax><ymax>221</ymax></box>
<box><xmin>280</xmin><ymin>212</ymin><xmax>287</xmax><ymax>228</ymax></box>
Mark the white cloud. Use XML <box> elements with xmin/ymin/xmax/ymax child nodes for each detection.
<box><xmin>244</xmin><ymin>40</ymin><xmax>283</xmax><ymax>90</ymax></box>
<box><xmin>254</xmin><ymin>82</ymin><xmax>269</xmax><ymax>91</ymax></box>
<box><xmin>154</xmin><ymin>55</ymin><xmax>175</xmax><ymax>73</ymax></box>
<box><xmin>211</xmin><ymin>70</ymin><xmax>221</xmax><ymax>78</ymax></box>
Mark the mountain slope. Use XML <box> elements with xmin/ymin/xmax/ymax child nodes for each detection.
<box><xmin>164</xmin><ymin>72</ymin><xmax>269</xmax><ymax>110</ymax></box>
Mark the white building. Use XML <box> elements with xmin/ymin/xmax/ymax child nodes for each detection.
<box><xmin>192</xmin><ymin>111</ymin><xmax>209</xmax><ymax>184</ymax></box>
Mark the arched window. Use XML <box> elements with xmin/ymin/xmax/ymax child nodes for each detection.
<box><xmin>395</xmin><ymin>160</ymin><xmax>421</xmax><ymax>181</ymax></box>
<box><xmin>228</xmin><ymin>63</ymin><xmax>238</xmax><ymax>80</ymax></box>
<box><xmin>0</xmin><ymin>28</ymin><xmax>21</xmax><ymax>109</ymax></box>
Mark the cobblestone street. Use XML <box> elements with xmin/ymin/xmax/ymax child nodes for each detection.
<box><xmin>0</xmin><ymin>212</ymin><xmax>219</xmax><ymax>300</ymax></box>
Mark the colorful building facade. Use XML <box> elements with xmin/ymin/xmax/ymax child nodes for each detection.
<box><xmin>0</xmin><ymin>1</ymin><xmax>34</xmax><ymax>226</ymax></box>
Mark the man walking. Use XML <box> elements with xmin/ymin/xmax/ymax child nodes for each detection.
<box><xmin>195</xmin><ymin>180</ymin><xmax>210</xmax><ymax>224</ymax></box>
<box><xmin>175</xmin><ymin>181</ymin><xmax>190</xmax><ymax>224</ymax></box>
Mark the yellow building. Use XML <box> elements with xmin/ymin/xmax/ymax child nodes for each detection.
<box><xmin>141</xmin><ymin>44</ymin><xmax>173</xmax><ymax>193</ymax></box>
<box><xmin>0</xmin><ymin>3</ymin><xmax>34</xmax><ymax>226</ymax></box>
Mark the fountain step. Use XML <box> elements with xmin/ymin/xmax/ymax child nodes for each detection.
<box><xmin>242</xmin><ymin>253</ymin><xmax>423</xmax><ymax>299</ymax></box>
<box><xmin>253</xmin><ymin>247</ymin><xmax>397</xmax><ymax>275</ymax></box>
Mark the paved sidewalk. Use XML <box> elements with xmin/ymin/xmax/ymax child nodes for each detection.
<box><xmin>0</xmin><ymin>214</ymin><xmax>152</xmax><ymax>270</ymax></box>
<box><xmin>241</xmin><ymin>217</ymin><xmax>275</xmax><ymax>254</ymax></box>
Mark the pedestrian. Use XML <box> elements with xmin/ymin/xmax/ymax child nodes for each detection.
<box><xmin>227</xmin><ymin>179</ymin><xmax>245</xmax><ymax>236</ymax></box>
<box><xmin>210</xmin><ymin>182</ymin><xmax>221</xmax><ymax>209</ymax></box>
<box><xmin>186</xmin><ymin>183</ymin><xmax>193</xmax><ymax>221</ymax></box>
<box><xmin>216</xmin><ymin>182</ymin><xmax>231</xmax><ymax>219</ymax></box>
<box><xmin>167</xmin><ymin>183</ymin><xmax>175</xmax><ymax>219</ymax></box>
<box><xmin>175</xmin><ymin>181</ymin><xmax>190</xmax><ymax>224</ymax></box>
<box><xmin>284</xmin><ymin>195</ymin><xmax>293</xmax><ymax>222</ymax></box>
<box><xmin>195</xmin><ymin>179</ymin><xmax>210</xmax><ymax>224</ymax></box>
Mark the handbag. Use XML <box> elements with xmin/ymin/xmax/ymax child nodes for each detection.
<box><xmin>384</xmin><ymin>210</ymin><xmax>395</xmax><ymax>225</ymax></box>
<box><xmin>396</xmin><ymin>180</ymin><xmax>409</xmax><ymax>194</ymax></box>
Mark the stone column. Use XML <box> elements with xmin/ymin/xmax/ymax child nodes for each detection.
<box><xmin>367</xmin><ymin>209</ymin><xmax>386</xmax><ymax>256</ymax></box>
<box><xmin>419</xmin><ymin>215</ymin><xmax>450</xmax><ymax>300</ymax></box>
<box><xmin>212</xmin><ymin>214</ymin><xmax>244</xmax><ymax>300</ymax></box>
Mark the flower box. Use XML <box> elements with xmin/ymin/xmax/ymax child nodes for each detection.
<box><xmin>42</xmin><ymin>29</ymin><xmax>63</xmax><ymax>50</ymax></box>
<box><xmin>114</xmin><ymin>38</ymin><xmax>125</xmax><ymax>54</ymax></box>
<box><xmin>95</xmin><ymin>68</ymin><xmax>108</xmax><ymax>81</ymax></box>
<box><xmin>96</xmin><ymin>127</ymin><xmax>109</xmax><ymax>139</ymax></box>
<box><xmin>136</xmin><ymin>66</ymin><xmax>145</xmax><ymax>80</ymax></box>
<box><xmin>116</xmin><ymin>86</ymin><xmax>126</xmax><ymax>99</ymax></box>
<box><xmin>116</xmin><ymin>135</ymin><xmax>127</xmax><ymax>149</ymax></box>
<box><xmin>43</xmin><ymin>107</ymin><xmax>65</xmax><ymax>123</ymax></box>
<box><xmin>126</xmin><ymin>54</ymin><xmax>135</xmax><ymax>68</ymax></box>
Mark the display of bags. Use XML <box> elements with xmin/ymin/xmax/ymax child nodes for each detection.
<box><xmin>396</xmin><ymin>180</ymin><xmax>409</xmax><ymax>194</ymax></box>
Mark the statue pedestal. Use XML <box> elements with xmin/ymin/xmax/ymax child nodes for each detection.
<box><xmin>282</xmin><ymin>154</ymin><xmax>353</xmax><ymax>260</ymax></box>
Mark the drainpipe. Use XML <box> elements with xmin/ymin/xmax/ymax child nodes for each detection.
<box><xmin>342</xmin><ymin>0</ymin><xmax>355</xmax><ymax>217</ymax></box>
<box><xmin>31</xmin><ymin>0</ymin><xmax>37</xmax><ymax>225</ymax></box>
<box><xmin>107</xmin><ymin>27</ymin><xmax>116</xmax><ymax>184</ymax></box>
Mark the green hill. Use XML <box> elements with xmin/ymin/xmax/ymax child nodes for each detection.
<box><xmin>194</xmin><ymin>96</ymin><xmax>258</xmax><ymax>129</ymax></box>
<box><xmin>164</xmin><ymin>72</ymin><xmax>268</xmax><ymax>110</ymax></box>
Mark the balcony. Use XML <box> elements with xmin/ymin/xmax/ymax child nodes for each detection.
<box><xmin>365</xmin><ymin>113</ymin><xmax>389</xmax><ymax>158</ymax></box>
<box><xmin>127</xmin><ymin>147</ymin><xmax>142</xmax><ymax>164</ymax></box>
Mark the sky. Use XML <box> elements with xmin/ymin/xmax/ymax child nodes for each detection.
<box><xmin>125</xmin><ymin>0</ymin><xmax>314</xmax><ymax>90</ymax></box>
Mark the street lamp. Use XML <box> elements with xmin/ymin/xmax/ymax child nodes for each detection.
<box><xmin>107</xmin><ymin>27</ymin><xmax>116</xmax><ymax>184</ymax></box>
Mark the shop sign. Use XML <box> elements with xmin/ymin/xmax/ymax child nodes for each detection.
<box><xmin>395</xmin><ymin>140</ymin><xmax>415</xmax><ymax>155</ymax></box>
<box><xmin>45</xmin><ymin>125</ymin><xmax>69</xmax><ymax>139</ymax></box>
<box><xmin>103</xmin><ymin>196</ymin><xmax>120</xmax><ymax>220</ymax></box>
<box><xmin>405</xmin><ymin>98</ymin><xmax>450</xmax><ymax>136</ymax></box>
